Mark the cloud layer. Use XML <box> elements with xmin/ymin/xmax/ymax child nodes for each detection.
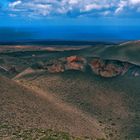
<box><xmin>2</xmin><ymin>0</ymin><xmax>140</xmax><ymax>18</ymax></box>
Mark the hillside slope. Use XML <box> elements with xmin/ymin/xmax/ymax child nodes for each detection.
<box><xmin>0</xmin><ymin>76</ymin><xmax>105</xmax><ymax>139</ymax></box>
<box><xmin>0</xmin><ymin>41</ymin><xmax>140</xmax><ymax>140</ymax></box>
<box><xmin>81</xmin><ymin>40</ymin><xmax>140</xmax><ymax>65</ymax></box>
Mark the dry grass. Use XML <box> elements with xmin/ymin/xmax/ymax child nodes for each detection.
<box><xmin>0</xmin><ymin>76</ymin><xmax>105</xmax><ymax>139</ymax></box>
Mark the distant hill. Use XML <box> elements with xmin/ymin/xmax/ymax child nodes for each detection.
<box><xmin>0</xmin><ymin>40</ymin><xmax>114</xmax><ymax>46</ymax></box>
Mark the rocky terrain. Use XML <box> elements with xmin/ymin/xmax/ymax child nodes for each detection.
<box><xmin>0</xmin><ymin>41</ymin><xmax>140</xmax><ymax>140</ymax></box>
<box><xmin>31</xmin><ymin>55</ymin><xmax>139</xmax><ymax>78</ymax></box>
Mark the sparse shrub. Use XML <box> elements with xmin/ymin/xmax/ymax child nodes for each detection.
<box><xmin>109</xmin><ymin>133</ymin><xmax>113</xmax><ymax>137</ymax></box>
<box><xmin>111</xmin><ymin>123</ymin><xmax>116</xmax><ymax>126</ymax></box>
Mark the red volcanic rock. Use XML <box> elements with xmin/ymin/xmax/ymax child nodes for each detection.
<box><xmin>65</xmin><ymin>62</ymin><xmax>85</xmax><ymax>71</ymax></box>
<box><xmin>89</xmin><ymin>59</ymin><xmax>131</xmax><ymax>77</ymax></box>
<box><xmin>35</xmin><ymin>56</ymin><xmax>131</xmax><ymax>77</ymax></box>
<box><xmin>90</xmin><ymin>59</ymin><xmax>104</xmax><ymax>74</ymax></box>
<box><xmin>91</xmin><ymin>59</ymin><xmax>104</xmax><ymax>69</ymax></box>
<box><xmin>47</xmin><ymin>62</ymin><xmax>65</xmax><ymax>73</ymax></box>
<box><xmin>65</xmin><ymin>56</ymin><xmax>87</xmax><ymax>71</ymax></box>
<box><xmin>66</xmin><ymin>56</ymin><xmax>78</xmax><ymax>63</ymax></box>
<box><xmin>45</xmin><ymin>56</ymin><xmax>87</xmax><ymax>73</ymax></box>
<box><xmin>66</xmin><ymin>56</ymin><xmax>86</xmax><ymax>63</ymax></box>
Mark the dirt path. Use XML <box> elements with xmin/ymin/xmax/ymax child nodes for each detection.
<box><xmin>15</xmin><ymin>79</ymin><xmax>105</xmax><ymax>139</ymax></box>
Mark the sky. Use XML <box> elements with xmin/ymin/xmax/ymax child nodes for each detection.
<box><xmin>0</xmin><ymin>0</ymin><xmax>140</xmax><ymax>41</ymax></box>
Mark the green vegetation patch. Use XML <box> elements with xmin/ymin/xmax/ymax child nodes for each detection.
<box><xmin>0</xmin><ymin>123</ymin><xmax>91</xmax><ymax>140</ymax></box>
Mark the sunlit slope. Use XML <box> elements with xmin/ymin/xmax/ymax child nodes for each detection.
<box><xmin>0</xmin><ymin>76</ymin><xmax>105</xmax><ymax>139</ymax></box>
<box><xmin>14</xmin><ymin>70</ymin><xmax>140</xmax><ymax>140</ymax></box>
